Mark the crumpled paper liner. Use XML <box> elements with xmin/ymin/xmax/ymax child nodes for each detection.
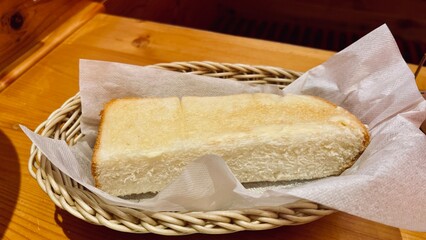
<box><xmin>22</xmin><ymin>24</ymin><xmax>426</xmax><ymax>231</ymax></box>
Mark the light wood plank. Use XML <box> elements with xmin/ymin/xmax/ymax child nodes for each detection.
<box><xmin>0</xmin><ymin>2</ymin><xmax>104</xmax><ymax>92</ymax></box>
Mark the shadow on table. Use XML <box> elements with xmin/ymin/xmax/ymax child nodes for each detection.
<box><xmin>54</xmin><ymin>207</ymin><xmax>403</xmax><ymax>240</ymax></box>
<box><xmin>0</xmin><ymin>130</ymin><xmax>20</xmax><ymax>239</ymax></box>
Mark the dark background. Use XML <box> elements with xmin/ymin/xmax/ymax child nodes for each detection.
<box><xmin>104</xmin><ymin>0</ymin><xmax>426</xmax><ymax>64</ymax></box>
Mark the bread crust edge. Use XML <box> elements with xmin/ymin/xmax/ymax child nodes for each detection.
<box><xmin>307</xmin><ymin>95</ymin><xmax>370</xmax><ymax>150</ymax></box>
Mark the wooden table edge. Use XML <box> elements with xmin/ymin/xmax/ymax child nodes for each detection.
<box><xmin>0</xmin><ymin>2</ymin><xmax>104</xmax><ymax>93</ymax></box>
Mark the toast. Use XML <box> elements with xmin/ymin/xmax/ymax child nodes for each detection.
<box><xmin>92</xmin><ymin>93</ymin><xmax>369</xmax><ymax>196</ymax></box>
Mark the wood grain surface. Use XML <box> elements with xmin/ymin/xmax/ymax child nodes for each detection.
<box><xmin>0</xmin><ymin>13</ymin><xmax>425</xmax><ymax>239</ymax></box>
<box><xmin>0</xmin><ymin>2</ymin><xmax>104</xmax><ymax>92</ymax></box>
<box><xmin>0</xmin><ymin>0</ymin><xmax>97</xmax><ymax>77</ymax></box>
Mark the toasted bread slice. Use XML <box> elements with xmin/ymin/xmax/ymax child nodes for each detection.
<box><xmin>92</xmin><ymin>94</ymin><xmax>369</xmax><ymax>196</ymax></box>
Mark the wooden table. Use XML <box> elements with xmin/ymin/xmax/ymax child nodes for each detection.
<box><xmin>0</xmin><ymin>12</ymin><xmax>425</xmax><ymax>240</ymax></box>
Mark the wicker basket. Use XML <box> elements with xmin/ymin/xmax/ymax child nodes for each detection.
<box><xmin>28</xmin><ymin>61</ymin><xmax>335</xmax><ymax>235</ymax></box>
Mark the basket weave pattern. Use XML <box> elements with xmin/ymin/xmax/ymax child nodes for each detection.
<box><xmin>28</xmin><ymin>61</ymin><xmax>334</xmax><ymax>235</ymax></box>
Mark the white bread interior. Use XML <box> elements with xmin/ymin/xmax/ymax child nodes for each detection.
<box><xmin>92</xmin><ymin>93</ymin><xmax>369</xmax><ymax>196</ymax></box>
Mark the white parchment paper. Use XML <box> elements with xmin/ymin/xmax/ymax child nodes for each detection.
<box><xmin>22</xmin><ymin>24</ymin><xmax>426</xmax><ymax>231</ymax></box>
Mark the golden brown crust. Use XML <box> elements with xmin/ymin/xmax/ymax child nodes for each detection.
<box><xmin>91</xmin><ymin>125</ymin><xmax>101</xmax><ymax>188</ymax></box>
<box><xmin>91</xmin><ymin>114</ymin><xmax>102</xmax><ymax>187</ymax></box>
<box><xmin>91</xmin><ymin>99</ymin><xmax>120</xmax><ymax>188</ymax></box>
<box><xmin>307</xmin><ymin>95</ymin><xmax>370</xmax><ymax>150</ymax></box>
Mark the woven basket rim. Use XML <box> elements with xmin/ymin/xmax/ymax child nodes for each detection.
<box><xmin>27</xmin><ymin>61</ymin><xmax>334</xmax><ymax>235</ymax></box>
